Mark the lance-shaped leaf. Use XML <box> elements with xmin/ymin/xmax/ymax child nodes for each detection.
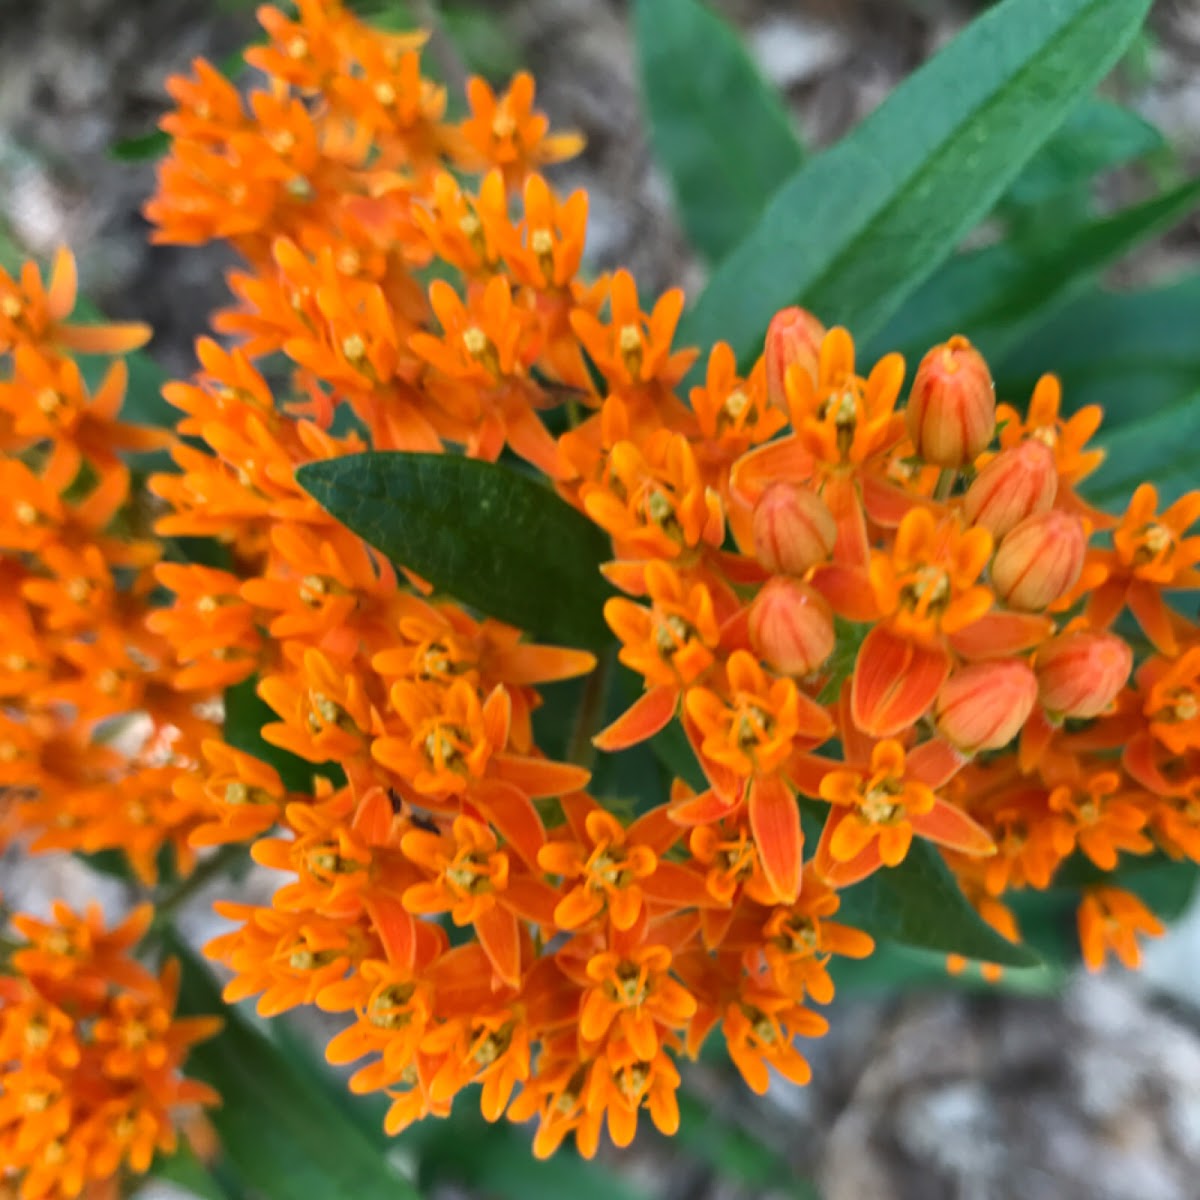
<box><xmin>680</xmin><ymin>0</ymin><xmax>1154</xmax><ymax>364</ymax></box>
<box><xmin>868</xmin><ymin>175</ymin><xmax>1200</xmax><ymax>362</ymax></box>
<box><xmin>1088</xmin><ymin>383</ymin><xmax>1200</xmax><ymax>508</ymax></box>
<box><xmin>1000</xmin><ymin>96</ymin><xmax>1164</xmax><ymax>213</ymax></box>
<box><xmin>634</xmin><ymin>0</ymin><xmax>804</xmax><ymax>262</ymax></box>
<box><xmin>836</xmin><ymin>840</ymin><xmax>1042</xmax><ymax>967</ymax></box>
<box><xmin>170</xmin><ymin>937</ymin><xmax>421</xmax><ymax>1200</ymax></box>
<box><xmin>297</xmin><ymin>452</ymin><xmax>616</xmax><ymax>650</ymax></box>
<box><xmin>996</xmin><ymin>273</ymin><xmax>1200</xmax><ymax>429</ymax></box>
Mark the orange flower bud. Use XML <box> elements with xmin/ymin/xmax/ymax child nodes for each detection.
<box><xmin>764</xmin><ymin>306</ymin><xmax>825</xmax><ymax>409</ymax></box>
<box><xmin>991</xmin><ymin>510</ymin><xmax>1085</xmax><ymax>611</ymax></box>
<box><xmin>748</xmin><ymin>577</ymin><xmax>835</xmax><ymax>676</ymax></box>
<box><xmin>963</xmin><ymin>439</ymin><xmax>1057</xmax><ymax>537</ymax></box>
<box><xmin>906</xmin><ymin>335</ymin><xmax>995</xmax><ymax>467</ymax></box>
<box><xmin>935</xmin><ymin>659</ymin><xmax>1037</xmax><ymax>752</ymax></box>
<box><xmin>1035</xmin><ymin>629</ymin><xmax>1132</xmax><ymax>718</ymax></box>
<box><xmin>752</xmin><ymin>483</ymin><xmax>837</xmax><ymax>576</ymax></box>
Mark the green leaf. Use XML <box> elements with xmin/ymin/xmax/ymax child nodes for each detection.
<box><xmin>680</xmin><ymin>0</ymin><xmax>1153</xmax><ymax>366</ymax></box>
<box><xmin>223</xmin><ymin>675</ymin><xmax>333</xmax><ymax>794</ymax></box>
<box><xmin>152</xmin><ymin>1140</ymin><xmax>234</xmax><ymax>1200</ymax></box>
<box><xmin>413</xmin><ymin>1106</ymin><xmax>651</xmax><ymax>1200</ymax></box>
<box><xmin>110</xmin><ymin>130</ymin><xmax>171</xmax><ymax>161</ymax></box>
<box><xmin>169</xmin><ymin>938</ymin><xmax>421</xmax><ymax>1200</ymax></box>
<box><xmin>633</xmin><ymin>0</ymin><xmax>804</xmax><ymax>262</ymax></box>
<box><xmin>672</xmin><ymin>1088</ymin><xmax>819</xmax><ymax>1198</ymax></box>
<box><xmin>868</xmin><ymin>176</ymin><xmax>1200</xmax><ymax>362</ymax></box>
<box><xmin>836</xmin><ymin>840</ymin><xmax>1042</xmax><ymax>967</ymax></box>
<box><xmin>297</xmin><ymin>452</ymin><xmax>617</xmax><ymax>650</ymax></box>
<box><xmin>1088</xmin><ymin>382</ymin><xmax>1200</xmax><ymax>507</ymax></box>
<box><xmin>1001</xmin><ymin>97</ymin><xmax>1164</xmax><ymax>211</ymax></box>
<box><xmin>831</xmin><ymin>939</ymin><xmax>1067</xmax><ymax>996</ymax></box>
<box><xmin>996</xmin><ymin>272</ymin><xmax>1200</xmax><ymax>427</ymax></box>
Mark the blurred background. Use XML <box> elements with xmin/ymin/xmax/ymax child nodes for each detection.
<box><xmin>4</xmin><ymin>1</ymin><xmax>1200</xmax><ymax>1197</ymax></box>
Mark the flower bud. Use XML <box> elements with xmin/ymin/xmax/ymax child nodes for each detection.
<box><xmin>748</xmin><ymin>577</ymin><xmax>835</xmax><ymax>676</ymax></box>
<box><xmin>752</xmin><ymin>483</ymin><xmax>837</xmax><ymax>576</ymax></box>
<box><xmin>764</xmin><ymin>306</ymin><xmax>825</xmax><ymax>409</ymax></box>
<box><xmin>935</xmin><ymin>659</ymin><xmax>1037</xmax><ymax>752</ymax></box>
<box><xmin>906</xmin><ymin>335</ymin><xmax>995</xmax><ymax>466</ymax></box>
<box><xmin>963</xmin><ymin>439</ymin><xmax>1057</xmax><ymax>538</ymax></box>
<box><xmin>1035</xmin><ymin>629</ymin><xmax>1132</xmax><ymax>718</ymax></box>
<box><xmin>991</xmin><ymin>510</ymin><xmax>1085</xmax><ymax>611</ymax></box>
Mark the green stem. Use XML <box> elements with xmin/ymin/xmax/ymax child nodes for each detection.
<box><xmin>151</xmin><ymin>845</ymin><xmax>246</xmax><ymax>929</ymax></box>
<box><xmin>567</xmin><ymin>651</ymin><xmax>612</xmax><ymax>770</ymax></box>
<box><xmin>933</xmin><ymin>468</ymin><xmax>957</xmax><ymax>501</ymax></box>
<box><xmin>411</xmin><ymin>0</ymin><xmax>470</xmax><ymax>100</ymax></box>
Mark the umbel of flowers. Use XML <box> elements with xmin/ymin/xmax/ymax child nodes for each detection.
<box><xmin>1</xmin><ymin>0</ymin><xmax>1198</xmax><ymax>1192</ymax></box>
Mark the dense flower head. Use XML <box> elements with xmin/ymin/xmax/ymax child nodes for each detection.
<box><xmin>1</xmin><ymin>0</ymin><xmax>1196</xmax><ymax>1175</ymax></box>
<box><xmin>0</xmin><ymin>905</ymin><xmax>218</xmax><ymax>1200</ymax></box>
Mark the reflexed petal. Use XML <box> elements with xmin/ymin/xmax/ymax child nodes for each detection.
<box><xmin>749</xmin><ymin>775</ymin><xmax>802</xmax><ymax>903</ymax></box>
<box><xmin>910</xmin><ymin>798</ymin><xmax>995</xmax><ymax>857</ymax></box>
<box><xmin>474</xmin><ymin>905</ymin><xmax>521</xmax><ymax>988</ymax></box>
<box><xmin>851</xmin><ymin>626</ymin><xmax>949</xmax><ymax>736</ymax></box>
<box><xmin>594</xmin><ymin>685</ymin><xmax>678</xmax><ymax>751</ymax></box>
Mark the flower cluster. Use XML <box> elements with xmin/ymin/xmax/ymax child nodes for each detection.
<box><xmin>1</xmin><ymin>0</ymin><xmax>1198</xmax><ymax>1178</ymax></box>
<box><xmin>0</xmin><ymin>904</ymin><xmax>218</xmax><ymax>1200</ymax></box>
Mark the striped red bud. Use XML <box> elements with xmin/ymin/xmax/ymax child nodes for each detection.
<box><xmin>991</xmin><ymin>510</ymin><xmax>1085</xmax><ymax>611</ymax></box>
<box><xmin>906</xmin><ymin>335</ymin><xmax>995</xmax><ymax>467</ymax></box>
<box><xmin>764</xmin><ymin>306</ymin><xmax>825</xmax><ymax>410</ymax></box>
<box><xmin>748</xmin><ymin>577</ymin><xmax>835</xmax><ymax>677</ymax></box>
<box><xmin>935</xmin><ymin>659</ymin><xmax>1038</xmax><ymax>753</ymax></box>
<box><xmin>963</xmin><ymin>439</ymin><xmax>1057</xmax><ymax>538</ymax></box>
<box><xmin>752</xmin><ymin>484</ymin><xmax>837</xmax><ymax>576</ymax></box>
<box><xmin>1035</xmin><ymin>629</ymin><xmax>1132</xmax><ymax>718</ymax></box>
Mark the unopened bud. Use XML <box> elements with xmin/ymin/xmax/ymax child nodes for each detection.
<box><xmin>935</xmin><ymin>659</ymin><xmax>1037</xmax><ymax>752</ymax></box>
<box><xmin>1035</xmin><ymin>629</ymin><xmax>1132</xmax><ymax>718</ymax></box>
<box><xmin>764</xmin><ymin>306</ymin><xmax>825</xmax><ymax>409</ymax></box>
<box><xmin>991</xmin><ymin>510</ymin><xmax>1085</xmax><ymax>611</ymax></box>
<box><xmin>752</xmin><ymin>483</ymin><xmax>837</xmax><ymax>576</ymax></box>
<box><xmin>748</xmin><ymin>577</ymin><xmax>835</xmax><ymax>677</ymax></box>
<box><xmin>906</xmin><ymin>335</ymin><xmax>995</xmax><ymax>467</ymax></box>
<box><xmin>963</xmin><ymin>439</ymin><xmax>1057</xmax><ymax>538</ymax></box>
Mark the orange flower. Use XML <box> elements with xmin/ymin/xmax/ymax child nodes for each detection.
<box><xmin>578</xmin><ymin>944</ymin><xmax>697</xmax><ymax>1059</ymax></box>
<box><xmin>570</xmin><ymin>269</ymin><xmax>698</xmax><ymax>393</ymax></box>
<box><xmin>182</xmin><ymin>740</ymin><xmax>289</xmax><ymax>848</ymax></box>
<box><xmin>851</xmin><ymin>507</ymin><xmax>995</xmax><ymax>737</ymax></box>
<box><xmin>583</xmin><ymin>1039</ymin><xmax>682</xmax><ymax>1150</ymax></box>
<box><xmin>722</xmin><ymin>987</ymin><xmax>828</xmax><ymax>1095</ymax></box>
<box><xmin>1077</xmin><ymin>886</ymin><xmax>1164</xmax><ymax>971</ymax></box>
<box><xmin>1</xmin><ymin>906</ymin><xmax>218</xmax><ymax>1199</ymax></box>
<box><xmin>455</xmin><ymin>72</ymin><xmax>584</xmax><ymax>188</ymax></box>
<box><xmin>422</xmin><ymin>1005</ymin><xmax>532</xmax><ymax>1118</ymax></box>
<box><xmin>686</xmin><ymin>814</ymin><xmax>780</xmax><ymax>913</ymax></box>
<box><xmin>581</xmin><ymin>431</ymin><xmax>725</xmax><ymax>560</ymax></box>
<box><xmin>1140</xmin><ymin>645</ymin><xmax>1200</xmax><ymax>756</ymax></box>
<box><xmin>538</xmin><ymin>795</ymin><xmax>706</xmax><ymax>931</ymax></box>
<box><xmin>401</xmin><ymin>814</ymin><xmax>557</xmax><ymax>987</ymax></box>
<box><xmin>0</xmin><ymin>248</ymin><xmax>150</xmax><ymax>356</ymax></box>
<box><xmin>685</xmin><ymin>651</ymin><xmax>831</xmax><ymax>783</ymax></box>
<box><xmin>995</xmin><ymin>374</ymin><xmax>1105</xmax><ymax>487</ymax></box>
<box><xmin>690</xmin><ymin>341</ymin><xmax>786</xmax><ymax>471</ymax></box>
<box><xmin>1048</xmin><ymin>772</ymin><xmax>1152</xmax><ymax>870</ymax></box>
<box><xmin>813</xmin><ymin>740</ymin><xmax>993</xmax><ymax>886</ymax></box>
<box><xmin>752</xmin><ymin>871</ymin><xmax>875</xmax><ymax>1004</ymax></box>
<box><xmin>206</xmin><ymin>904</ymin><xmax>364</xmax><ymax>1017</ymax></box>
<box><xmin>1088</xmin><ymin>484</ymin><xmax>1200</xmax><ymax>654</ymax></box>
<box><xmin>595</xmin><ymin>560</ymin><xmax>721</xmax><ymax>752</ymax></box>
<box><xmin>732</xmin><ymin>326</ymin><xmax>908</xmax><ymax>568</ymax></box>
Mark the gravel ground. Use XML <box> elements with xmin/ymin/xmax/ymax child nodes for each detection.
<box><xmin>5</xmin><ymin>2</ymin><xmax>1200</xmax><ymax>1197</ymax></box>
